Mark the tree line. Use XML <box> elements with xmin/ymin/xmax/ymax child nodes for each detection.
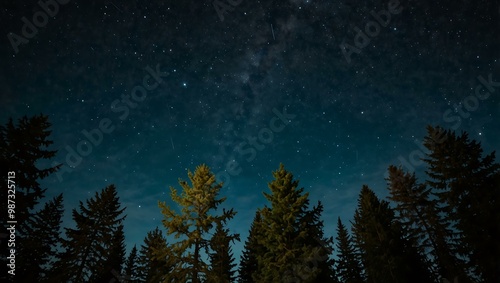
<box><xmin>1</xmin><ymin>115</ymin><xmax>499</xmax><ymax>282</ymax></box>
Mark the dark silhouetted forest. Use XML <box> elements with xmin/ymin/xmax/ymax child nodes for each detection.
<box><xmin>1</xmin><ymin>115</ymin><xmax>499</xmax><ymax>282</ymax></box>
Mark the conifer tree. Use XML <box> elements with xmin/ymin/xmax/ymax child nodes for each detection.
<box><xmin>137</xmin><ymin>227</ymin><xmax>172</xmax><ymax>283</ymax></box>
<box><xmin>335</xmin><ymin>217</ymin><xmax>364</xmax><ymax>283</ymax></box>
<box><xmin>123</xmin><ymin>245</ymin><xmax>140</xmax><ymax>283</ymax></box>
<box><xmin>158</xmin><ymin>164</ymin><xmax>237</xmax><ymax>283</ymax></box>
<box><xmin>17</xmin><ymin>194</ymin><xmax>64</xmax><ymax>282</ymax></box>
<box><xmin>423</xmin><ymin>126</ymin><xmax>500</xmax><ymax>282</ymax></box>
<box><xmin>254</xmin><ymin>164</ymin><xmax>327</xmax><ymax>283</ymax></box>
<box><xmin>53</xmin><ymin>184</ymin><xmax>126</xmax><ymax>282</ymax></box>
<box><xmin>238</xmin><ymin>211</ymin><xmax>265</xmax><ymax>283</ymax></box>
<box><xmin>0</xmin><ymin>115</ymin><xmax>60</xmax><ymax>224</ymax></box>
<box><xmin>299</xmin><ymin>201</ymin><xmax>338</xmax><ymax>283</ymax></box>
<box><xmin>0</xmin><ymin>115</ymin><xmax>60</xmax><ymax>280</ymax></box>
<box><xmin>99</xmin><ymin>224</ymin><xmax>126</xmax><ymax>282</ymax></box>
<box><xmin>352</xmin><ymin>185</ymin><xmax>433</xmax><ymax>283</ymax></box>
<box><xmin>386</xmin><ymin>165</ymin><xmax>461</xmax><ymax>282</ymax></box>
<box><xmin>206</xmin><ymin>223</ymin><xmax>239</xmax><ymax>283</ymax></box>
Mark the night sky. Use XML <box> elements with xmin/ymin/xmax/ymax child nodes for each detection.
<box><xmin>1</xmin><ymin>0</ymin><xmax>499</xmax><ymax>263</ymax></box>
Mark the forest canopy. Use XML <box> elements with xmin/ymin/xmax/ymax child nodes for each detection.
<box><xmin>1</xmin><ymin>115</ymin><xmax>499</xmax><ymax>283</ymax></box>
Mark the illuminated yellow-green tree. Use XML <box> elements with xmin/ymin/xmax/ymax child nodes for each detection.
<box><xmin>158</xmin><ymin>164</ymin><xmax>237</xmax><ymax>283</ymax></box>
<box><xmin>253</xmin><ymin>164</ymin><xmax>336</xmax><ymax>283</ymax></box>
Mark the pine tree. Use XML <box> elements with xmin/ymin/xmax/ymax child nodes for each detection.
<box><xmin>352</xmin><ymin>185</ymin><xmax>433</xmax><ymax>283</ymax></box>
<box><xmin>53</xmin><ymin>184</ymin><xmax>126</xmax><ymax>282</ymax></box>
<box><xmin>206</xmin><ymin>223</ymin><xmax>239</xmax><ymax>283</ymax></box>
<box><xmin>137</xmin><ymin>227</ymin><xmax>172</xmax><ymax>283</ymax></box>
<box><xmin>386</xmin><ymin>165</ymin><xmax>460</xmax><ymax>282</ymax></box>
<box><xmin>158</xmin><ymin>164</ymin><xmax>237</xmax><ymax>283</ymax></box>
<box><xmin>335</xmin><ymin>217</ymin><xmax>364</xmax><ymax>283</ymax></box>
<box><xmin>16</xmin><ymin>194</ymin><xmax>64</xmax><ymax>282</ymax></box>
<box><xmin>123</xmin><ymin>245</ymin><xmax>140</xmax><ymax>283</ymax></box>
<box><xmin>423</xmin><ymin>126</ymin><xmax>500</xmax><ymax>282</ymax></box>
<box><xmin>238</xmin><ymin>211</ymin><xmax>266</xmax><ymax>283</ymax></box>
<box><xmin>253</xmin><ymin>164</ymin><xmax>325</xmax><ymax>283</ymax></box>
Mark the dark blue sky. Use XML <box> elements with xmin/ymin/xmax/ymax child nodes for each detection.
<box><xmin>1</xmin><ymin>0</ymin><xmax>499</xmax><ymax>263</ymax></box>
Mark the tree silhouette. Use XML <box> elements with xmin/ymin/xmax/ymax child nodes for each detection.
<box><xmin>238</xmin><ymin>211</ymin><xmax>265</xmax><ymax>283</ymax></box>
<box><xmin>299</xmin><ymin>201</ymin><xmax>338</xmax><ymax>283</ymax></box>
<box><xmin>0</xmin><ymin>115</ymin><xmax>60</xmax><ymax>281</ymax></box>
<box><xmin>0</xmin><ymin>115</ymin><xmax>60</xmax><ymax>224</ymax></box>
<box><xmin>423</xmin><ymin>126</ymin><xmax>500</xmax><ymax>282</ymax></box>
<box><xmin>386</xmin><ymin>165</ymin><xmax>461</xmax><ymax>282</ymax></box>
<box><xmin>17</xmin><ymin>194</ymin><xmax>64</xmax><ymax>282</ymax></box>
<box><xmin>102</xmin><ymin>224</ymin><xmax>126</xmax><ymax>282</ymax></box>
<box><xmin>123</xmin><ymin>245</ymin><xmax>140</xmax><ymax>282</ymax></box>
<box><xmin>53</xmin><ymin>184</ymin><xmax>126</xmax><ymax>282</ymax></box>
<box><xmin>137</xmin><ymin>227</ymin><xmax>172</xmax><ymax>283</ymax></box>
<box><xmin>352</xmin><ymin>185</ymin><xmax>433</xmax><ymax>283</ymax></box>
<box><xmin>335</xmin><ymin>217</ymin><xmax>364</xmax><ymax>283</ymax></box>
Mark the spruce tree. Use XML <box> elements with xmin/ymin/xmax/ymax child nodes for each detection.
<box><xmin>137</xmin><ymin>227</ymin><xmax>172</xmax><ymax>283</ymax></box>
<box><xmin>335</xmin><ymin>217</ymin><xmax>364</xmax><ymax>283</ymax></box>
<box><xmin>206</xmin><ymin>223</ymin><xmax>239</xmax><ymax>283</ymax></box>
<box><xmin>299</xmin><ymin>201</ymin><xmax>338</xmax><ymax>283</ymax></box>
<box><xmin>17</xmin><ymin>194</ymin><xmax>64</xmax><ymax>282</ymax></box>
<box><xmin>99</xmin><ymin>224</ymin><xmax>126</xmax><ymax>282</ymax></box>
<box><xmin>53</xmin><ymin>184</ymin><xmax>126</xmax><ymax>282</ymax></box>
<box><xmin>123</xmin><ymin>245</ymin><xmax>140</xmax><ymax>283</ymax></box>
<box><xmin>254</xmin><ymin>164</ymin><xmax>326</xmax><ymax>283</ymax></box>
<box><xmin>386</xmin><ymin>165</ymin><xmax>461</xmax><ymax>282</ymax></box>
<box><xmin>423</xmin><ymin>126</ymin><xmax>500</xmax><ymax>282</ymax></box>
<box><xmin>352</xmin><ymin>185</ymin><xmax>433</xmax><ymax>283</ymax></box>
<box><xmin>0</xmin><ymin>115</ymin><xmax>60</xmax><ymax>281</ymax></box>
<box><xmin>238</xmin><ymin>211</ymin><xmax>265</xmax><ymax>283</ymax></box>
<box><xmin>158</xmin><ymin>164</ymin><xmax>237</xmax><ymax>283</ymax></box>
<box><xmin>0</xmin><ymin>115</ymin><xmax>60</xmax><ymax>224</ymax></box>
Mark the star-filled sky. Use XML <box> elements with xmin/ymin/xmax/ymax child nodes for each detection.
<box><xmin>1</xmin><ymin>0</ymin><xmax>499</xmax><ymax>263</ymax></box>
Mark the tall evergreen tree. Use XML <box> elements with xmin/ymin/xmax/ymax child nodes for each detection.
<box><xmin>387</xmin><ymin>165</ymin><xmax>462</xmax><ymax>282</ymax></box>
<box><xmin>352</xmin><ymin>185</ymin><xmax>433</xmax><ymax>283</ymax></box>
<box><xmin>0</xmin><ymin>115</ymin><xmax>60</xmax><ymax>281</ymax></box>
<box><xmin>123</xmin><ymin>245</ymin><xmax>140</xmax><ymax>283</ymax></box>
<box><xmin>299</xmin><ymin>201</ymin><xmax>338</xmax><ymax>283</ymax></box>
<box><xmin>17</xmin><ymin>194</ymin><xmax>64</xmax><ymax>283</ymax></box>
<box><xmin>137</xmin><ymin>227</ymin><xmax>172</xmax><ymax>283</ymax></box>
<box><xmin>335</xmin><ymin>217</ymin><xmax>364</xmax><ymax>283</ymax></box>
<box><xmin>206</xmin><ymin>223</ymin><xmax>239</xmax><ymax>283</ymax></box>
<box><xmin>238</xmin><ymin>211</ymin><xmax>266</xmax><ymax>283</ymax></box>
<box><xmin>253</xmin><ymin>164</ymin><xmax>328</xmax><ymax>283</ymax></box>
<box><xmin>53</xmin><ymin>184</ymin><xmax>126</xmax><ymax>282</ymax></box>
<box><xmin>158</xmin><ymin>164</ymin><xmax>237</xmax><ymax>283</ymax></box>
<box><xmin>100</xmin><ymin>224</ymin><xmax>126</xmax><ymax>282</ymax></box>
<box><xmin>0</xmin><ymin>115</ymin><xmax>60</xmax><ymax>225</ymax></box>
<box><xmin>423</xmin><ymin>126</ymin><xmax>500</xmax><ymax>282</ymax></box>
